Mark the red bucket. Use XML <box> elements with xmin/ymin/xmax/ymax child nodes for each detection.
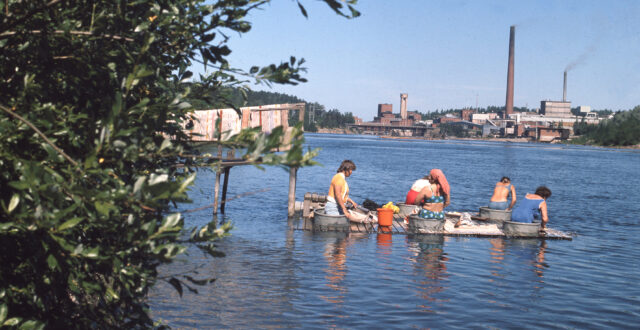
<box><xmin>377</xmin><ymin>208</ymin><xmax>394</xmax><ymax>227</ymax></box>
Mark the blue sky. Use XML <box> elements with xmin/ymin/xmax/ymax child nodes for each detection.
<box><xmin>195</xmin><ymin>0</ymin><xmax>640</xmax><ymax>120</ymax></box>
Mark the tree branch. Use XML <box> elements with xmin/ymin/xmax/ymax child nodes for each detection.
<box><xmin>0</xmin><ymin>30</ymin><xmax>135</xmax><ymax>41</ymax></box>
<box><xmin>0</xmin><ymin>104</ymin><xmax>79</xmax><ymax>168</ymax></box>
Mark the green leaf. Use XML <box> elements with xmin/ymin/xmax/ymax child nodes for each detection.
<box><xmin>8</xmin><ymin>181</ymin><xmax>29</xmax><ymax>190</ymax></box>
<box><xmin>134</xmin><ymin>21</ymin><xmax>150</xmax><ymax>33</ymax></box>
<box><xmin>149</xmin><ymin>173</ymin><xmax>168</xmax><ymax>185</ymax></box>
<box><xmin>297</xmin><ymin>1</ymin><xmax>308</xmax><ymax>18</ymax></box>
<box><xmin>49</xmin><ymin>234</ymin><xmax>76</xmax><ymax>252</ymax></box>
<box><xmin>7</xmin><ymin>194</ymin><xmax>19</xmax><ymax>213</ymax></box>
<box><xmin>4</xmin><ymin>317</ymin><xmax>21</xmax><ymax>326</ymax></box>
<box><xmin>19</xmin><ymin>320</ymin><xmax>45</xmax><ymax>330</ymax></box>
<box><xmin>153</xmin><ymin>243</ymin><xmax>186</xmax><ymax>259</ymax></box>
<box><xmin>106</xmin><ymin>287</ymin><xmax>119</xmax><ymax>301</ymax></box>
<box><xmin>177</xmin><ymin>173</ymin><xmax>196</xmax><ymax>194</ymax></box>
<box><xmin>160</xmin><ymin>213</ymin><xmax>181</xmax><ymax>231</ymax></box>
<box><xmin>94</xmin><ymin>201</ymin><xmax>114</xmax><ymax>216</ymax></box>
<box><xmin>57</xmin><ymin>217</ymin><xmax>83</xmax><ymax>231</ymax></box>
<box><xmin>159</xmin><ymin>139</ymin><xmax>172</xmax><ymax>152</ymax></box>
<box><xmin>133</xmin><ymin>176</ymin><xmax>146</xmax><ymax>195</ymax></box>
<box><xmin>46</xmin><ymin>255</ymin><xmax>59</xmax><ymax>270</ymax></box>
<box><xmin>0</xmin><ymin>304</ymin><xmax>7</xmax><ymax>323</ymax></box>
<box><xmin>82</xmin><ymin>247</ymin><xmax>100</xmax><ymax>259</ymax></box>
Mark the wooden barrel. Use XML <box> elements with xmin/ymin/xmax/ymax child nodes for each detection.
<box><xmin>479</xmin><ymin>207</ymin><xmax>512</xmax><ymax>222</ymax></box>
<box><xmin>407</xmin><ymin>214</ymin><xmax>445</xmax><ymax>233</ymax></box>
<box><xmin>503</xmin><ymin>221</ymin><xmax>541</xmax><ymax>237</ymax></box>
<box><xmin>313</xmin><ymin>208</ymin><xmax>350</xmax><ymax>231</ymax></box>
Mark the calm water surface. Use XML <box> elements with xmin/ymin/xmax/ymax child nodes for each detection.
<box><xmin>150</xmin><ymin>134</ymin><xmax>640</xmax><ymax>328</ymax></box>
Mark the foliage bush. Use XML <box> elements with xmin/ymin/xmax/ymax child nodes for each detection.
<box><xmin>0</xmin><ymin>0</ymin><xmax>358</xmax><ymax>327</ymax></box>
<box><xmin>571</xmin><ymin>106</ymin><xmax>640</xmax><ymax>146</ymax></box>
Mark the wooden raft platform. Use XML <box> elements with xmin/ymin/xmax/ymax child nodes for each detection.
<box><xmin>292</xmin><ymin>214</ymin><xmax>573</xmax><ymax>240</ymax></box>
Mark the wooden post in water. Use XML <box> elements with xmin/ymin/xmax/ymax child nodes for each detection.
<box><xmin>213</xmin><ymin>166</ymin><xmax>221</xmax><ymax>214</ymax></box>
<box><xmin>220</xmin><ymin>150</ymin><xmax>234</xmax><ymax>214</ymax></box>
<box><xmin>220</xmin><ymin>167</ymin><xmax>230</xmax><ymax>214</ymax></box>
<box><xmin>213</xmin><ymin>111</ymin><xmax>223</xmax><ymax>215</ymax></box>
<box><xmin>288</xmin><ymin>166</ymin><xmax>298</xmax><ymax>217</ymax></box>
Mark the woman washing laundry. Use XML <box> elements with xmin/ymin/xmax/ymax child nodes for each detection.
<box><xmin>325</xmin><ymin>160</ymin><xmax>358</xmax><ymax>221</ymax></box>
<box><xmin>511</xmin><ymin>186</ymin><xmax>552</xmax><ymax>233</ymax></box>
<box><xmin>489</xmin><ymin>176</ymin><xmax>517</xmax><ymax>210</ymax></box>
<box><xmin>414</xmin><ymin>169</ymin><xmax>451</xmax><ymax>220</ymax></box>
<box><xmin>405</xmin><ymin>174</ymin><xmax>431</xmax><ymax>205</ymax></box>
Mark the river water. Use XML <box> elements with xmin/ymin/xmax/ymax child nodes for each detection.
<box><xmin>150</xmin><ymin>134</ymin><xmax>640</xmax><ymax>328</ymax></box>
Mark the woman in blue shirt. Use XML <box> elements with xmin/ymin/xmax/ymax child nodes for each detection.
<box><xmin>511</xmin><ymin>186</ymin><xmax>552</xmax><ymax>231</ymax></box>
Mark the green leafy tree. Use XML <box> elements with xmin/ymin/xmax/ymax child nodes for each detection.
<box><xmin>0</xmin><ymin>0</ymin><xmax>358</xmax><ymax>328</ymax></box>
<box><xmin>572</xmin><ymin>106</ymin><xmax>640</xmax><ymax>146</ymax></box>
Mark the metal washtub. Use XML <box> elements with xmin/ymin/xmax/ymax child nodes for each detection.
<box><xmin>313</xmin><ymin>208</ymin><xmax>350</xmax><ymax>231</ymax></box>
<box><xmin>407</xmin><ymin>214</ymin><xmax>445</xmax><ymax>233</ymax></box>
<box><xmin>479</xmin><ymin>207</ymin><xmax>512</xmax><ymax>222</ymax></box>
<box><xmin>397</xmin><ymin>203</ymin><xmax>419</xmax><ymax>217</ymax></box>
<box><xmin>503</xmin><ymin>221</ymin><xmax>541</xmax><ymax>237</ymax></box>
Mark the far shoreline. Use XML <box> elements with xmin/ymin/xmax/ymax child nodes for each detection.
<box><xmin>310</xmin><ymin>128</ymin><xmax>640</xmax><ymax>150</ymax></box>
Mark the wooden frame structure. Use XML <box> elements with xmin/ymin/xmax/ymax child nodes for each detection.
<box><xmin>184</xmin><ymin>103</ymin><xmax>306</xmax><ymax>217</ymax></box>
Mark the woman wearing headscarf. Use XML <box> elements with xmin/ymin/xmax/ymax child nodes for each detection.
<box><xmin>414</xmin><ymin>169</ymin><xmax>451</xmax><ymax>220</ymax></box>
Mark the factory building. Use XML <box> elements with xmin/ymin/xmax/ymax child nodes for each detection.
<box><xmin>540</xmin><ymin>101</ymin><xmax>572</xmax><ymax>118</ymax></box>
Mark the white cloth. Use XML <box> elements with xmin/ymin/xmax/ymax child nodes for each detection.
<box><xmin>410</xmin><ymin>179</ymin><xmax>430</xmax><ymax>192</ymax></box>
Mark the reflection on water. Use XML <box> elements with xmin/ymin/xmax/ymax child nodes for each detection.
<box><xmin>376</xmin><ymin>232</ymin><xmax>393</xmax><ymax>254</ymax></box>
<box><xmin>487</xmin><ymin>238</ymin><xmax>549</xmax><ymax>305</ymax></box>
<box><xmin>320</xmin><ymin>232</ymin><xmax>348</xmax><ymax>304</ymax></box>
<box><xmin>407</xmin><ymin>235</ymin><xmax>449</xmax><ymax>312</ymax></box>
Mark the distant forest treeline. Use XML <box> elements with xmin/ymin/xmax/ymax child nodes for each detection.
<box><xmin>571</xmin><ymin>106</ymin><xmax>640</xmax><ymax>146</ymax></box>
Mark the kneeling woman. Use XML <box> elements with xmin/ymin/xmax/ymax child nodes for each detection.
<box><xmin>511</xmin><ymin>186</ymin><xmax>552</xmax><ymax>231</ymax></box>
<box><xmin>325</xmin><ymin>160</ymin><xmax>358</xmax><ymax>221</ymax></box>
<box><xmin>414</xmin><ymin>169</ymin><xmax>451</xmax><ymax>220</ymax></box>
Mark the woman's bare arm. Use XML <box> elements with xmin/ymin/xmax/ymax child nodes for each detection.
<box><xmin>539</xmin><ymin>200</ymin><xmax>548</xmax><ymax>228</ymax></box>
<box><xmin>509</xmin><ymin>185</ymin><xmax>517</xmax><ymax>210</ymax></box>
<box><xmin>414</xmin><ymin>186</ymin><xmax>432</xmax><ymax>205</ymax></box>
<box><xmin>333</xmin><ymin>183</ymin><xmax>352</xmax><ymax>219</ymax></box>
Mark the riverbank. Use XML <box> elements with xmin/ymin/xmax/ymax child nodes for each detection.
<box><xmin>314</xmin><ymin>129</ymin><xmax>533</xmax><ymax>143</ymax></box>
<box><xmin>313</xmin><ymin>128</ymin><xmax>640</xmax><ymax>148</ymax></box>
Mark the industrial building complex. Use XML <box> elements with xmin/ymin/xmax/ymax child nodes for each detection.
<box><xmin>348</xmin><ymin>26</ymin><xmax>602</xmax><ymax>142</ymax></box>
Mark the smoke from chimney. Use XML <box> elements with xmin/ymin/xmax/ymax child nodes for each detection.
<box><xmin>505</xmin><ymin>25</ymin><xmax>515</xmax><ymax>119</ymax></box>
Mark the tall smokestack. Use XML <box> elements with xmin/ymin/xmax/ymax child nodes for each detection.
<box><xmin>563</xmin><ymin>70</ymin><xmax>567</xmax><ymax>102</ymax></box>
<box><xmin>400</xmin><ymin>93</ymin><xmax>408</xmax><ymax>120</ymax></box>
<box><xmin>505</xmin><ymin>25</ymin><xmax>515</xmax><ymax>119</ymax></box>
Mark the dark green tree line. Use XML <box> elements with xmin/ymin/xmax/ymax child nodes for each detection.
<box><xmin>572</xmin><ymin>106</ymin><xmax>640</xmax><ymax>146</ymax></box>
